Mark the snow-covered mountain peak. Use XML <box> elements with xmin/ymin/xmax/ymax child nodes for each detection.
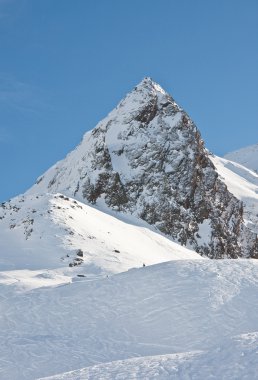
<box><xmin>135</xmin><ymin>76</ymin><xmax>167</xmax><ymax>95</ymax></box>
<box><xmin>25</xmin><ymin>79</ymin><xmax>258</xmax><ymax>259</ymax></box>
<box><xmin>91</xmin><ymin>77</ymin><xmax>179</xmax><ymax>133</ymax></box>
<box><xmin>28</xmin><ymin>78</ymin><xmax>187</xmax><ymax>199</ymax></box>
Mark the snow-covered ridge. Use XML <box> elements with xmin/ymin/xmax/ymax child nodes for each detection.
<box><xmin>0</xmin><ymin>192</ymin><xmax>201</xmax><ymax>276</ymax></box>
<box><xmin>225</xmin><ymin>143</ymin><xmax>258</xmax><ymax>173</ymax></box>
<box><xmin>210</xmin><ymin>155</ymin><xmax>258</xmax><ymax>234</ymax></box>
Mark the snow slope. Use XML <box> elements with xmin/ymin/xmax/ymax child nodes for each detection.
<box><xmin>40</xmin><ymin>334</ymin><xmax>258</xmax><ymax>380</ymax></box>
<box><xmin>1</xmin><ymin>259</ymin><xmax>258</xmax><ymax>379</ymax></box>
<box><xmin>0</xmin><ymin>192</ymin><xmax>200</xmax><ymax>276</ymax></box>
<box><xmin>225</xmin><ymin>143</ymin><xmax>258</xmax><ymax>173</ymax></box>
<box><xmin>210</xmin><ymin>155</ymin><xmax>258</xmax><ymax>233</ymax></box>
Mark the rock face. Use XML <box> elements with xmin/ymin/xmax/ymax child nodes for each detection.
<box><xmin>27</xmin><ymin>78</ymin><xmax>258</xmax><ymax>258</ymax></box>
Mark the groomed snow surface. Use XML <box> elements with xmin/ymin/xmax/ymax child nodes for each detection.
<box><xmin>1</xmin><ymin>260</ymin><xmax>258</xmax><ymax>379</ymax></box>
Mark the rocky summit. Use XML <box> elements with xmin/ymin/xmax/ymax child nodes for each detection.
<box><xmin>25</xmin><ymin>77</ymin><xmax>258</xmax><ymax>259</ymax></box>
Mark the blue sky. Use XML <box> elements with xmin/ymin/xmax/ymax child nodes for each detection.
<box><xmin>0</xmin><ymin>0</ymin><xmax>257</xmax><ymax>202</ymax></box>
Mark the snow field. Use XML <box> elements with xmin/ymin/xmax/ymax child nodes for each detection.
<box><xmin>1</xmin><ymin>259</ymin><xmax>258</xmax><ymax>379</ymax></box>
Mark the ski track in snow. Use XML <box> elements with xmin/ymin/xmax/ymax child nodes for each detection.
<box><xmin>1</xmin><ymin>259</ymin><xmax>258</xmax><ymax>379</ymax></box>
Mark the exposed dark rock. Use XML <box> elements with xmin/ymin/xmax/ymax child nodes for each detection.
<box><xmin>77</xmin><ymin>249</ymin><xmax>83</xmax><ymax>257</ymax></box>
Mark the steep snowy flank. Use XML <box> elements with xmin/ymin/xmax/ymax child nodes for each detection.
<box><xmin>225</xmin><ymin>143</ymin><xmax>258</xmax><ymax>173</ymax></box>
<box><xmin>1</xmin><ymin>259</ymin><xmax>258</xmax><ymax>379</ymax></box>
<box><xmin>210</xmin><ymin>155</ymin><xmax>258</xmax><ymax>234</ymax></box>
<box><xmin>0</xmin><ymin>193</ymin><xmax>200</xmax><ymax>275</ymax></box>
<box><xmin>26</xmin><ymin>77</ymin><xmax>258</xmax><ymax>258</ymax></box>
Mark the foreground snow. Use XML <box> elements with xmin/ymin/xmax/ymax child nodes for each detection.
<box><xmin>1</xmin><ymin>259</ymin><xmax>258</xmax><ymax>379</ymax></box>
<box><xmin>40</xmin><ymin>334</ymin><xmax>258</xmax><ymax>380</ymax></box>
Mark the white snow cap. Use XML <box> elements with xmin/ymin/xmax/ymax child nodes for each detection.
<box><xmin>136</xmin><ymin>77</ymin><xmax>167</xmax><ymax>95</ymax></box>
